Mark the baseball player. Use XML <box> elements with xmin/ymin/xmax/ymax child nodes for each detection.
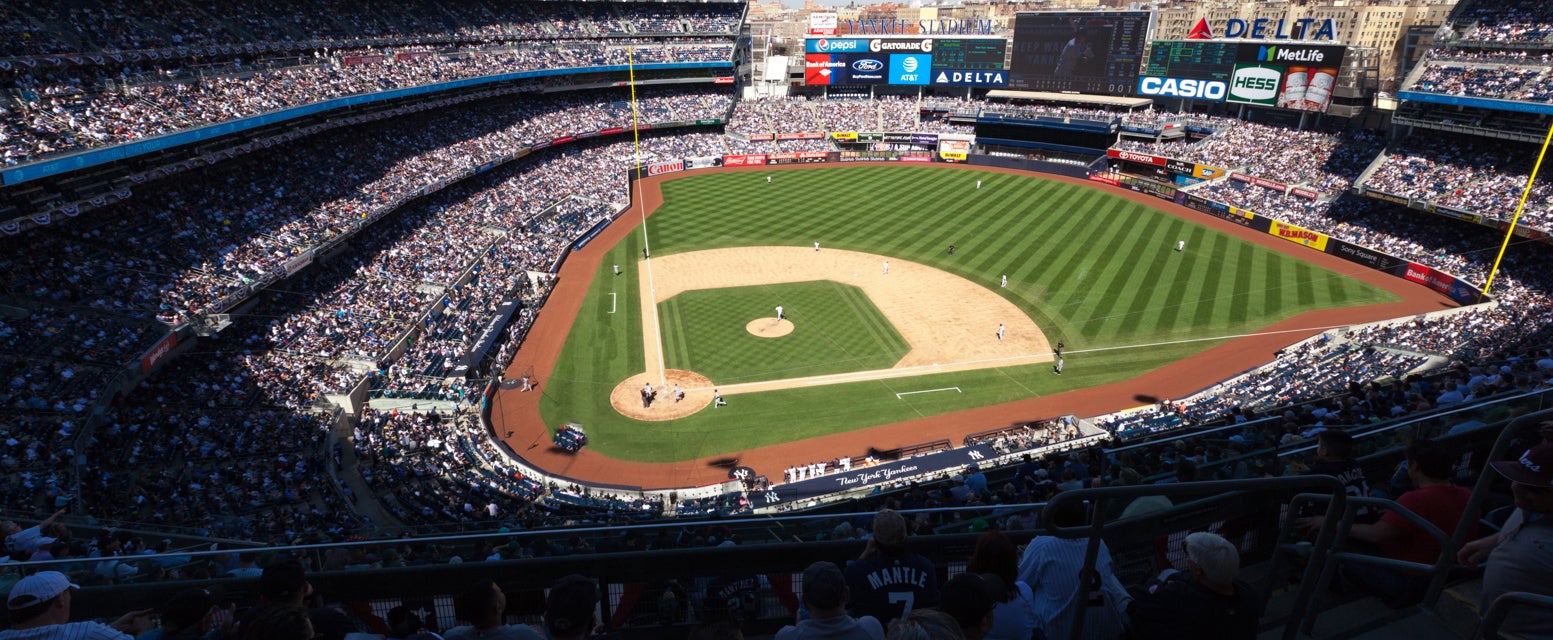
<box><xmin>643</xmin><ymin>247</ymin><xmax>649</xmax><ymax>260</ymax></box>
<box><xmin>947</xmin><ymin>244</ymin><xmax>955</xmax><ymax>256</ymax></box>
<box><xmin>814</xmin><ymin>241</ymin><xmax>820</xmax><ymax>252</ymax></box>
<box><xmin>767</xmin><ymin>175</ymin><xmax>772</xmax><ymax>183</ymax></box>
<box><xmin>776</xmin><ymin>305</ymin><xmax>784</xmax><ymax>321</ymax></box>
<box><xmin>1000</xmin><ymin>274</ymin><xmax>1007</xmax><ymax>288</ymax></box>
<box><xmin>673</xmin><ymin>384</ymin><xmax>683</xmax><ymax>402</ymax></box>
<box><xmin>614</xmin><ymin>264</ymin><xmax>621</xmax><ymax>276</ymax></box>
<box><xmin>714</xmin><ymin>389</ymin><xmax>727</xmax><ymax>408</ymax></box>
<box><xmin>1177</xmin><ymin>240</ymin><xmax>1186</xmax><ymax>252</ymax></box>
<box><xmin>882</xmin><ymin>261</ymin><xmax>889</xmax><ymax>275</ymax></box>
<box><xmin>1055</xmin><ymin>340</ymin><xmax>1064</xmax><ymax>357</ymax></box>
<box><xmin>1054</xmin><ymin>356</ymin><xmax>1064</xmax><ymax>375</ymax></box>
<box><xmin>976</xmin><ymin>180</ymin><xmax>982</xmax><ymax>189</ymax></box>
<box><xmin>997</xmin><ymin>324</ymin><xmax>1005</xmax><ymax>341</ymax></box>
<box><xmin>521</xmin><ymin>374</ymin><xmax>533</xmax><ymax>392</ymax></box>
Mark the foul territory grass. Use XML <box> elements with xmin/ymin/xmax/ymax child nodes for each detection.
<box><xmin>540</xmin><ymin>166</ymin><xmax>1398</xmax><ymax>462</ymax></box>
<box><xmin>659</xmin><ymin>281</ymin><xmax>909</xmax><ymax>384</ymax></box>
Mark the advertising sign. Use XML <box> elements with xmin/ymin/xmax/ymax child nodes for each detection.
<box><xmin>1267</xmin><ymin>220</ymin><xmax>1329</xmax><ymax>251</ymax></box>
<box><xmin>805</xmin><ymin>54</ymin><xmax>843</xmax><ymax>84</ymax></box>
<box><xmin>1326</xmin><ymin>239</ymin><xmax>1404</xmax><ymax>273</ymax></box>
<box><xmin>1227</xmin><ymin>64</ymin><xmax>1281</xmax><ymax>106</ymax></box>
<box><xmin>888</xmin><ymin>53</ymin><xmax>932</xmax><ymax>85</ymax></box>
<box><xmin>831</xmin><ymin>132</ymin><xmax>858</xmax><ymax>142</ymax></box>
<box><xmin>1403</xmin><ymin>262</ymin><xmax>1481</xmax><ymax>304</ymax></box>
<box><xmin>139</xmin><ymin>332</ymin><xmax>178</xmax><ymax>374</ymax></box>
<box><xmin>939</xmin><ymin>139</ymin><xmax>971</xmax><ymax>161</ymax></box>
<box><xmin>810</xmin><ymin>12</ymin><xmax>838</xmax><ymax>36</ymax></box>
<box><xmin>807</xmin><ymin>38</ymin><xmax>869</xmax><ymax>54</ymax></box>
<box><xmin>1009</xmin><ymin>11</ymin><xmax>1152</xmax><ymax>95</ymax></box>
<box><xmin>930</xmin><ymin>69</ymin><xmax>1008</xmax><ymax>87</ymax></box>
<box><xmin>1137</xmin><ymin>76</ymin><xmax>1227</xmax><ymax>101</ymax></box>
<box><xmin>1225</xmin><ymin>43</ymin><xmax>1347</xmax><ymax>112</ymax></box>
<box><xmin>722</xmin><ymin>154</ymin><xmax>767</xmax><ymax>166</ymax></box>
<box><xmin>747</xmin><ymin>445</ymin><xmax>997</xmax><ymax>507</ymax></box>
<box><xmin>647</xmin><ymin>160</ymin><xmax>685</xmax><ymax>176</ymax></box>
<box><xmin>1107</xmin><ymin>148</ymin><xmax>1166</xmax><ymax>166</ymax></box>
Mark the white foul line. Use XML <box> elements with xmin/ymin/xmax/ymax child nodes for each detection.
<box><xmin>608</xmin><ymin>292</ymin><xmax>617</xmax><ymax>314</ymax></box>
<box><xmin>896</xmin><ymin>387</ymin><xmax>961</xmax><ymax>399</ymax></box>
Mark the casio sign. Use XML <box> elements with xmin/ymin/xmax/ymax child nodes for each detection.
<box><xmin>852</xmin><ymin>59</ymin><xmax>883</xmax><ymax>72</ymax></box>
<box><xmin>1230</xmin><ymin>66</ymin><xmax>1281</xmax><ymax>101</ymax></box>
<box><xmin>1138</xmin><ymin>77</ymin><xmax>1227</xmax><ymax>101</ymax></box>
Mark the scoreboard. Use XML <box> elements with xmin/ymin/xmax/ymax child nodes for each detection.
<box><xmin>1008</xmin><ymin>11</ymin><xmax>1154</xmax><ymax>95</ymax></box>
<box><xmin>1145</xmin><ymin>41</ymin><xmax>1237</xmax><ymax>82</ymax></box>
<box><xmin>931</xmin><ymin>38</ymin><xmax>1007</xmax><ymax>70</ymax></box>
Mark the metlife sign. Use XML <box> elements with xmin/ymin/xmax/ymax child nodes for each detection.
<box><xmin>1137</xmin><ymin>76</ymin><xmax>1226</xmax><ymax>101</ymax></box>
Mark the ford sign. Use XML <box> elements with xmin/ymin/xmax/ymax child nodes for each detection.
<box><xmin>852</xmin><ymin>59</ymin><xmax>883</xmax><ymax>72</ymax></box>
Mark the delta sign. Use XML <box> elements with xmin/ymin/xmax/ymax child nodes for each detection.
<box><xmin>1186</xmin><ymin>17</ymin><xmax>1338</xmax><ymax>41</ymax></box>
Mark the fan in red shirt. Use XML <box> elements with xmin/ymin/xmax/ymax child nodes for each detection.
<box><xmin>1299</xmin><ymin>439</ymin><xmax>1475</xmax><ymax>608</ymax></box>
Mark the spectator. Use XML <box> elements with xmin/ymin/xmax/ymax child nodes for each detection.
<box><xmin>1126</xmin><ymin>532</ymin><xmax>1262</xmax><ymax>640</ymax></box>
<box><xmin>0</xmin><ymin>571</ymin><xmax>154</xmax><ymax>640</ymax></box>
<box><xmin>844</xmin><ymin>509</ymin><xmax>939</xmax><ymax>627</ymax></box>
<box><xmin>778</xmin><ymin>561</ymin><xmax>884</xmax><ymax>640</ymax></box>
<box><xmin>445</xmin><ymin>582</ymin><xmax>542</xmax><ymax>640</ymax></box>
<box><xmin>1299</xmin><ymin>429</ymin><xmax>1376</xmax><ymax>523</ymax></box>
<box><xmin>965</xmin><ymin>531</ymin><xmax>1038</xmax><ymax>640</ymax></box>
<box><xmin>936</xmin><ymin>572</ymin><xmax>1003</xmax><ymax>640</ymax></box>
<box><xmin>1300</xmin><ymin>439</ymin><xmax>1476</xmax><ymax>608</ymax></box>
<box><xmin>543</xmin><ymin>575</ymin><xmax>599</xmax><ymax>640</ymax></box>
<box><xmin>1017</xmin><ymin>499</ymin><xmax>1127</xmax><ymax>640</ymax></box>
<box><xmin>238</xmin><ymin>605</ymin><xmax>313</xmax><ymax>640</ymax></box>
<box><xmin>1458</xmin><ymin>442</ymin><xmax>1553</xmax><ymax>638</ymax></box>
<box><xmin>885</xmin><ymin>609</ymin><xmax>964</xmax><ymax>640</ymax></box>
<box><xmin>141</xmin><ymin>588</ymin><xmax>220</xmax><ymax>640</ymax></box>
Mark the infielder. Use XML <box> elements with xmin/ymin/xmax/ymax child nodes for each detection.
<box><xmin>882</xmin><ymin>261</ymin><xmax>889</xmax><ymax>275</ymax></box>
<box><xmin>997</xmin><ymin>324</ymin><xmax>1005</xmax><ymax>341</ymax></box>
<box><xmin>1054</xmin><ymin>356</ymin><xmax>1064</xmax><ymax>375</ymax></box>
<box><xmin>776</xmin><ymin>305</ymin><xmax>784</xmax><ymax>321</ymax></box>
<box><xmin>1000</xmin><ymin>274</ymin><xmax>1007</xmax><ymax>288</ymax></box>
<box><xmin>814</xmin><ymin>241</ymin><xmax>820</xmax><ymax>252</ymax></box>
<box><xmin>714</xmin><ymin>389</ymin><xmax>727</xmax><ymax>408</ymax></box>
<box><xmin>1177</xmin><ymin>240</ymin><xmax>1185</xmax><ymax>252</ymax></box>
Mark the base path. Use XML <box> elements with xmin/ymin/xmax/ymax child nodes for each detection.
<box><xmin>491</xmin><ymin>163</ymin><xmax>1458</xmax><ymax>489</ymax></box>
<box><xmin>635</xmin><ymin>247</ymin><xmax>1050</xmax><ymax>399</ymax></box>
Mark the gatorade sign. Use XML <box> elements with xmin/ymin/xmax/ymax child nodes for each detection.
<box><xmin>1228</xmin><ymin>64</ymin><xmax>1281</xmax><ymax>106</ymax></box>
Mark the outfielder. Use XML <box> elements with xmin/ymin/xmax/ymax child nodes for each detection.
<box><xmin>1000</xmin><ymin>274</ymin><xmax>1007</xmax><ymax>288</ymax></box>
<box><xmin>1177</xmin><ymin>240</ymin><xmax>1185</xmax><ymax>252</ymax></box>
<box><xmin>614</xmin><ymin>264</ymin><xmax>621</xmax><ymax>275</ymax></box>
<box><xmin>977</xmin><ymin>180</ymin><xmax>982</xmax><ymax>189</ymax></box>
<box><xmin>767</xmin><ymin>175</ymin><xmax>772</xmax><ymax>183</ymax></box>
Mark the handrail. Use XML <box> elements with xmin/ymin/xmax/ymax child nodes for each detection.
<box><xmin>1476</xmin><ymin>591</ymin><xmax>1553</xmax><ymax>640</ymax></box>
<box><xmin>1450</xmin><ymin>409</ymin><xmax>1553</xmax><ymax>616</ymax></box>
<box><xmin>1044</xmin><ymin>475</ymin><xmax>1347</xmax><ymax>640</ymax></box>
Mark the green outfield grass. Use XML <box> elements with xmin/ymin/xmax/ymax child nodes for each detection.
<box><xmin>538</xmin><ymin>166</ymin><xmax>1399</xmax><ymax>462</ymax></box>
<box><xmin>660</xmin><ymin>281</ymin><xmax>909</xmax><ymax>383</ymax></box>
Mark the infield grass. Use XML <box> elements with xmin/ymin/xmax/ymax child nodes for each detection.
<box><xmin>660</xmin><ymin>281</ymin><xmax>909</xmax><ymax>383</ymax></box>
<box><xmin>540</xmin><ymin>166</ymin><xmax>1399</xmax><ymax>462</ymax></box>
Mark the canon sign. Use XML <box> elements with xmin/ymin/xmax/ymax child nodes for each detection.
<box><xmin>1138</xmin><ymin>76</ymin><xmax>1227</xmax><ymax>101</ymax></box>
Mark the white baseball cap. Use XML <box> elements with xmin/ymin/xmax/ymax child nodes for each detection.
<box><xmin>7</xmin><ymin>571</ymin><xmax>78</xmax><ymax>610</ymax></box>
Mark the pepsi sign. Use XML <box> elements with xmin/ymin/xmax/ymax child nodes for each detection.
<box><xmin>806</xmin><ymin>38</ymin><xmax>867</xmax><ymax>53</ymax></box>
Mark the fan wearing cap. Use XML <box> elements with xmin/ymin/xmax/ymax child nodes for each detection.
<box><xmin>777</xmin><ymin>561</ymin><xmax>883</xmax><ymax>640</ymax></box>
<box><xmin>1126</xmin><ymin>532</ymin><xmax>1262</xmax><ymax>640</ymax></box>
<box><xmin>543</xmin><ymin>575</ymin><xmax>599</xmax><ymax>640</ymax></box>
<box><xmin>1</xmin><ymin>571</ymin><xmax>155</xmax><ymax>640</ymax></box>
<box><xmin>1457</xmin><ymin>442</ymin><xmax>1553</xmax><ymax>638</ymax></box>
<box><xmin>843</xmin><ymin>510</ymin><xmax>939</xmax><ymax>629</ymax></box>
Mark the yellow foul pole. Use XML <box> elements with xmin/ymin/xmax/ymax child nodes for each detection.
<box><xmin>1482</xmin><ymin>121</ymin><xmax>1553</xmax><ymax>297</ymax></box>
<box><xmin>627</xmin><ymin>46</ymin><xmax>667</xmax><ymax>386</ymax></box>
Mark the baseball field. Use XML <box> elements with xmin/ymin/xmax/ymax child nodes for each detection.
<box><xmin>530</xmin><ymin>165</ymin><xmax>1400</xmax><ymax>464</ymax></box>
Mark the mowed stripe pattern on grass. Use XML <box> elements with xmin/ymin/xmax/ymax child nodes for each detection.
<box><xmin>659</xmin><ymin>281</ymin><xmax>909</xmax><ymax>383</ymax></box>
<box><xmin>650</xmin><ymin>166</ymin><xmax>1391</xmax><ymax>348</ymax></box>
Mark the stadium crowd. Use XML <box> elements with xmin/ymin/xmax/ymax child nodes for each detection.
<box><xmin>1459</xmin><ymin>0</ymin><xmax>1553</xmax><ymax>42</ymax></box>
<box><xmin>1363</xmin><ymin>133</ymin><xmax>1553</xmax><ymax>230</ymax></box>
<box><xmin>1409</xmin><ymin>62</ymin><xmax>1553</xmax><ymax>101</ymax></box>
<box><xmin>1173</xmin><ymin>123</ymin><xmax>1383</xmax><ymax>193</ymax></box>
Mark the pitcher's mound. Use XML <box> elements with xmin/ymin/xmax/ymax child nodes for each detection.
<box><xmin>610</xmin><ymin>370</ymin><xmax>716</xmax><ymax>421</ymax></box>
<box><xmin>747</xmin><ymin>318</ymin><xmax>794</xmax><ymax>338</ymax></box>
